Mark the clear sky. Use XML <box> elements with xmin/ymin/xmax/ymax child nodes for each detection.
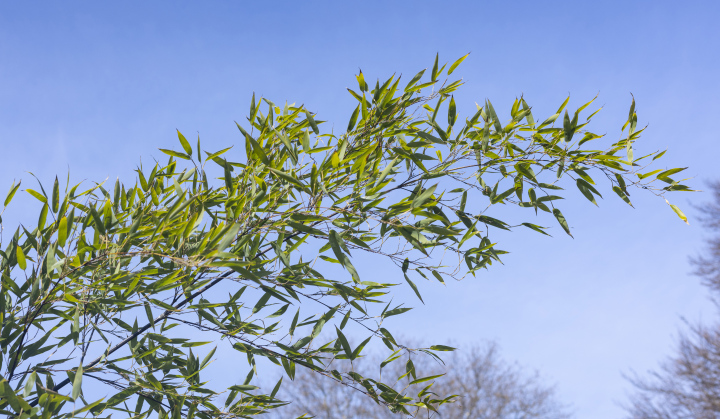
<box><xmin>1</xmin><ymin>1</ymin><xmax>719</xmax><ymax>417</ymax></box>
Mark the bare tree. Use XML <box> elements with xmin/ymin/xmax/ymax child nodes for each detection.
<box><xmin>625</xmin><ymin>322</ymin><xmax>720</xmax><ymax>418</ymax></box>
<box><xmin>624</xmin><ymin>182</ymin><xmax>720</xmax><ymax>418</ymax></box>
<box><xmin>694</xmin><ymin>181</ymin><xmax>720</xmax><ymax>295</ymax></box>
<box><xmin>269</xmin><ymin>341</ymin><xmax>571</xmax><ymax>419</ymax></box>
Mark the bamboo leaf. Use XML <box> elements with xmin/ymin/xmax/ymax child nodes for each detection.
<box><xmin>177</xmin><ymin>130</ymin><xmax>193</xmax><ymax>157</ymax></box>
<box><xmin>410</xmin><ymin>373</ymin><xmax>445</xmax><ymax>385</ymax></box>
<box><xmin>16</xmin><ymin>246</ymin><xmax>26</xmax><ymax>270</ymax></box>
<box><xmin>159</xmin><ymin>148</ymin><xmax>190</xmax><ymax>160</ymax></box>
<box><xmin>329</xmin><ymin>230</ymin><xmax>360</xmax><ymax>282</ymax></box>
<box><xmin>4</xmin><ymin>181</ymin><xmax>20</xmax><ymax>207</ymax></box>
<box><xmin>405</xmin><ymin>274</ymin><xmax>424</xmax><ymax>304</ymax></box>
<box><xmin>305</xmin><ymin>110</ymin><xmax>319</xmax><ymax>134</ymax></box>
<box><xmin>553</xmin><ymin>208</ymin><xmax>572</xmax><ymax>237</ymax></box>
<box><xmin>26</xmin><ymin>188</ymin><xmax>47</xmax><ymax>204</ymax></box>
<box><xmin>72</xmin><ymin>364</ymin><xmax>83</xmax><ymax>400</ymax></box>
<box><xmin>666</xmin><ymin>200</ymin><xmax>689</xmax><ymax>224</ymax></box>
<box><xmin>58</xmin><ymin>216</ymin><xmax>68</xmax><ymax>247</ymax></box>
<box><xmin>447</xmin><ymin>53</ymin><xmax>469</xmax><ymax>75</ymax></box>
<box><xmin>336</xmin><ymin>327</ymin><xmax>353</xmax><ymax>360</ymax></box>
<box><xmin>52</xmin><ymin>176</ymin><xmax>59</xmax><ymax>213</ymax></box>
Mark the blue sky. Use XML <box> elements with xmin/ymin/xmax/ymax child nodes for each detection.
<box><xmin>1</xmin><ymin>1</ymin><xmax>719</xmax><ymax>417</ymax></box>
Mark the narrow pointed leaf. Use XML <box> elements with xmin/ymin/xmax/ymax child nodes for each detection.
<box><xmin>177</xmin><ymin>130</ymin><xmax>193</xmax><ymax>156</ymax></box>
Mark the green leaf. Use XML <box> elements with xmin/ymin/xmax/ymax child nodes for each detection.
<box><xmin>23</xmin><ymin>371</ymin><xmax>37</xmax><ymax>397</ymax></box>
<box><xmin>340</xmin><ymin>310</ymin><xmax>351</xmax><ymax>329</ymax></box>
<box><xmin>415</xmin><ymin>130</ymin><xmax>444</xmax><ymax>144</ymax></box>
<box><xmin>268</xmin><ymin>167</ymin><xmax>304</xmax><ymax>189</ymax></box>
<box><xmin>612</xmin><ymin>186</ymin><xmax>633</xmax><ymax>207</ymax></box>
<box><xmin>653</xmin><ymin>150</ymin><xmax>667</xmax><ymax>161</ymax></box>
<box><xmin>351</xmin><ymin>336</ymin><xmax>372</xmax><ymax>360</ymax></box>
<box><xmin>229</xmin><ymin>384</ymin><xmax>259</xmax><ymax>392</ymax></box>
<box><xmin>373</xmin><ymin>158</ymin><xmax>398</xmax><ymax>189</ymax></box>
<box><xmin>159</xmin><ymin>148</ymin><xmax>190</xmax><ymax>160</ymax></box>
<box><xmin>405</xmin><ymin>274</ymin><xmax>424</xmax><ymax>304</ymax></box>
<box><xmin>72</xmin><ymin>363</ymin><xmax>83</xmax><ymax>400</ymax></box>
<box><xmin>656</xmin><ymin>167</ymin><xmax>687</xmax><ymax>182</ymax></box>
<box><xmin>201</xmin><ymin>346</ymin><xmax>217</xmax><ymax>368</ymax></box>
<box><xmin>521</xmin><ymin>98</ymin><xmax>535</xmax><ymax>127</ymax></box>
<box><xmin>329</xmin><ymin>230</ymin><xmax>360</xmax><ymax>282</ymax></box>
<box><xmin>576</xmin><ymin>179</ymin><xmax>598</xmax><ymax>205</ymax></box>
<box><xmin>515</xmin><ymin>162</ymin><xmax>537</xmax><ymax>182</ymax></box>
<box><xmin>312</xmin><ymin>306</ymin><xmax>338</xmax><ymax>338</ymax></box>
<box><xmin>431</xmin><ymin>53</ymin><xmax>439</xmax><ymax>81</ymax></box>
<box><xmin>553</xmin><ymin>208</ymin><xmax>572</xmax><ymax>237</ymax></box>
<box><xmin>4</xmin><ymin>181</ymin><xmax>20</xmax><ymax>207</ymax></box>
<box><xmin>563</xmin><ymin>110</ymin><xmax>578</xmax><ymax>142</ymax></box>
<box><xmin>347</xmin><ymin>105</ymin><xmax>360</xmax><ymax>132</ymax></box>
<box><xmin>336</xmin><ymin>327</ymin><xmax>353</xmax><ymax>360</ymax></box>
<box><xmin>52</xmin><ymin>176</ymin><xmax>59</xmax><ymax>213</ymax></box>
<box><xmin>410</xmin><ymin>373</ymin><xmax>445</xmax><ymax>385</ymax></box>
<box><xmin>476</xmin><ymin>215</ymin><xmax>510</xmax><ymax>231</ymax></box>
<box><xmin>521</xmin><ymin>222</ymin><xmax>550</xmax><ymax>236</ymax></box>
<box><xmin>177</xmin><ymin>130</ymin><xmax>193</xmax><ymax>157</ymax></box>
<box><xmin>0</xmin><ymin>379</ymin><xmax>32</xmax><ymax>412</ymax></box>
<box><xmin>58</xmin><ymin>216</ymin><xmax>68</xmax><ymax>247</ymax></box>
<box><xmin>16</xmin><ymin>245</ymin><xmax>26</xmax><ymax>270</ymax></box>
<box><xmin>246</xmin><ymin>133</ymin><xmax>270</xmax><ymax>165</ymax></box>
<box><xmin>572</xmin><ymin>167</ymin><xmax>595</xmax><ymax>185</ymax></box>
<box><xmin>224</xmin><ymin>163</ymin><xmax>234</xmax><ymax>192</ymax></box>
<box><xmin>289</xmin><ymin>308</ymin><xmax>300</xmax><ymax>337</ymax></box>
<box><xmin>356</xmin><ymin>70</ymin><xmax>368</xmax><ymax>92</ymax></box>
<box><xmin>204</xmin><ymin>146</ymin><xmax>233</xmax><ymax>162</ymax></box>
<box><xmin>447</xmin><ymin>53</ymin><xmax>469</xmax><ymax>75</ymax></box>
<box><xmin>383</xmin><ymin>307</ymin><xmax>412</xmax><ymax>318</ymax></box>
<box><xmin>556</xmin><ymin>96</ymin><xmax>570</xmax><ymax>114</ymax></box>
<box><xmin>89</xmin><ymin>205</ymin><xmax>106</xmax><ymax>236</ymax></box>
<box><xmin>486</xmin><ymin>99</ymin><xmax>503</xmax><ymax>133</ymax></box>
<box><xmin>26</xmin><ymin>188</ymin><xmax>47</xmax><ymax>204</ymax></box>
<box><xmin>429</xmin><ymin>345</ymin><xmax>456</xmax><ymax>351</ymax></box>
<box><xmin>270</xmin><ymin>377</ymin><xmax>283</xmax><ymax>398</ymax></box>
<box><xmin>448</xmin><ymin>95</ymin><xmax>457</xmax><ymax>126</ymax></box>
<box><xmin>38</xmin><ymin>203</ymin><xmax>48</xmax><ymax>229</ymax></box>
<box><xmin>412</xmin><ymin>184</ymin><xmax>437</xmax><ymax>208</ymax></box>
<box><xmin>405</xmin><ymin>69</ymin><xmax>426</xmax><ymax>91</ymax></box>
<box><xmin>252</xmin><ymin>292</ymin><xmax>272</xmax><ymax>314</ymax></box>
<box><xmin>667</xmin><ymin>201</ymin><xmax>689</xmax><ymax>224</ymax></box>
<box><xmin>302</xmin><ymin>130</ymin><xmax>311</xmax><ymax>153</ymax></box>
<box><xmin>305</xmin><ymin>110</ymin><xmax>319</xmax><ymax>134</ymax></box>
<box><xmin>285</xmin><ymin>220</ymin><xmax>325</xmax><ymax>236</ymax></box>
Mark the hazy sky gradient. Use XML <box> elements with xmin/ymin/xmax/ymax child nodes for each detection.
<box><xmin>1</xmin><ymin>2</ymin><xmax>719</xmax><ymax>417</ymax></box>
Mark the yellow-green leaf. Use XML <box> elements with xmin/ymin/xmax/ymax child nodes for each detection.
<box><xmin>410</xmin><ymin>373</ymin><xmax>445</xmax><ymax>385</ymax></box>
<box><xmin>26</xmin><ymin>188</ymin><xmax>47</xmax><ymax>204</ymax></box>
<box><xmin>447</xmin><ymin>52</ymin><xmax>469</xmax><ymax>75</ymax></box>
<box><xmin>58</xmin><ymin>216</ymin><xmax>68</xmax><ymax>247</ymax></box>
<box><xmin>4</xmin><ymin>181</ymin><xmax>20</xmax><ymax>207</ymax></box>
<box><xmin>16</xmin><ymin>246</ymin><xmax>26</xmax><ymax>270</ymax></box>
<box><xmin>159</xmin><ymin>148</ymin><xmax>190</xmax><ymax>160</ymax></box>
<box><xmin>669</xmin><ymin>203</ymin><xmax>689</xmax><ymax>224</ymax></box>
<box><xmin>448</xmin><ymin>95</ymin><xmax>457</xmax><ymax>126</ymax></box>
<box><xmin>177</xmin><ymin>130</ymin><xmax>193</xmax><ymax>156</ymax></box>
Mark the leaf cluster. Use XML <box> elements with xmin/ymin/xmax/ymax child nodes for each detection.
<box><xmin>0</xmin><ymin>53</ymin><xmax>691</xmax><ymax>418</ymax></box>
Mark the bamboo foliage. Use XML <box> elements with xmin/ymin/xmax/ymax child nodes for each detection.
<box><xmin>0</xmin><ymin>54</ymin><xmax>691</xmax><ymax>418</ymax></box>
